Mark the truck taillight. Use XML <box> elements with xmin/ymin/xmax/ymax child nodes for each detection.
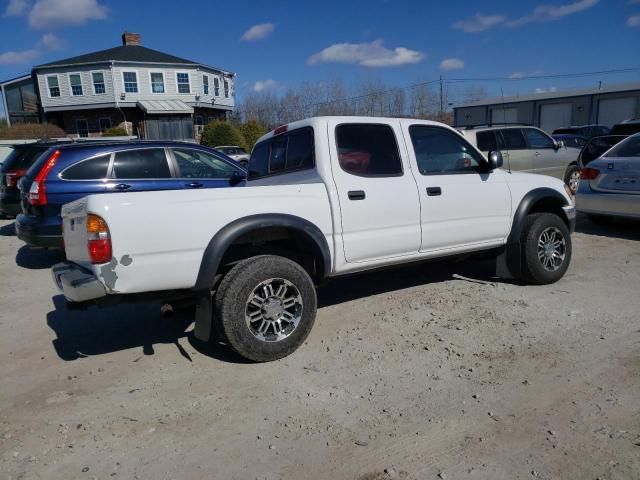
<box><xmin>87</xmin><ymin>214</ymin><xmax>112</xmax><ymax>264</ymax></box>
<box><xmin>29</xmin><ymin>150</ymin><xmax>61</xmax><ymax>206</ymax></box>
<box><xmin>580</xmin><ymin>167</ymin><xmax>600</xmax><ymax>180</ymax></box>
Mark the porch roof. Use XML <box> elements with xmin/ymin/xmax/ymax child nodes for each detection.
<box><xmin>137</xmin><ymin>99</ymin><xmax>194</xmax><ymax>115</ymax></box>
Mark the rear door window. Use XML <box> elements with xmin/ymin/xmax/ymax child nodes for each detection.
<box><xmin>61</xmin><ymin>154</ymin><xmax>111</xmax><ymax>180</ymax></box>
<box><xmin>500</xmin><ymin>129</ymin><xmax>527</xmax><ymax>150</ymax></box>
<box><xmin>112</xmin><ymin>148</ymin><xmax>171</xmax><ymax>179</ymax></box>
<box><xmin>249</xmin><ymin>127</ymin><xmax>314</xmax><ymax>179</ymax></box>
<box><xmin>336</xmin><ymin>124</ymin><xmax>402</xmax><ymax>176</ymax></box>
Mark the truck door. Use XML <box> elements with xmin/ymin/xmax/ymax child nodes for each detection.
<box><xmin>327</xmin><ymin>120</ymin><xmax>421</xmax><ymax>263</ymax></box>
<box><xmin>404</xmin><ymin>124</ymin><xmax>511</xmax><ymax>252</ymax></box>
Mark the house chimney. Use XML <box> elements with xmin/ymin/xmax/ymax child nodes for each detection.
<box><xmin>122</xmin><ymin>32</ymin><xmax>141</xmax><ymax>46</ymax></box>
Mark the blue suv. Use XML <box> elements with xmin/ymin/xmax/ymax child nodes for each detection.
<box><xmin>16</xmin><ymin>141</ymin><xmax>246</xmax><ymax>248</ymax></box>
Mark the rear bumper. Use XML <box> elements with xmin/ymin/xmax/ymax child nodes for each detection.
<box><xmin>576</xmin><ymin>188</ymin><xmax>640</xmax><ymax>219</ymax></box>
<box><xmin>562</xmin><ymin>205</ymin><xmax>577</xmax><ymax>233</ymax></box>
<box><xmin>52</xmin><ymin>262</ymin><xmax>107</xmax><ymax>303</ymax></box>
<box><xmin>15</xmin><ymin>213</ymin><xmax>63</xmax><ymax>248</ymax></box>
<box><xmin>0</xmin><ymin>190</ymin><xmax>21</xmax><ymax>217</ymax></box>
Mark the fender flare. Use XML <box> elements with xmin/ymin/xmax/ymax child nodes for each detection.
<box><xmin>497</xmin><ymin>187</ymin><xmax>571</xmax><ymax>279</ymax></box>
<box><xmin>193</xmin><ymin>213</ymin><xmax>331</xmax><ymax>291</ymax></box>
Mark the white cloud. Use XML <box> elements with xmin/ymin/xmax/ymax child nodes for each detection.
<box><xmin>627</xmin><ymin>14</ymin><xmax>640</xmax><ymax>27</ymax></box>
<box><xmin>251</xmin><ymin>79</ymin><xmax>279</xmax><ymax>92</ymax></box>
<box><xmin>507</xmin><ymin>0</ymin><xmax>599</xmax><ymax>27</ymax></box>
<box><xmin>535</xmin><ymin>88</ymin><xmax>547</xmax><ymax>93</ymax></box>
<box><xmin>440</xmin><ymin>58</ymin><xmax>464</xmax><ymax>71</ymax></box>
<box><xmin>4</xmin><ymin>0</ymin><xmax>30</xmax><ymax>16</ymax></box>
<box><xmin>308</xmin><ymin>39</ymin><xmax>424</xmax><ymax>68</ymax></box>
<box><xmin>454</xmin><ymin>0</ymin><xmax>599</xmax><ymax>32</ymax></box>
<box><xmin>40</xmin><ymin>32</ymin><xmax>65</xmax><ymax>50</ymax></box>
<box><xmin>509</xmin><ymin>71</ymin><xmax>526</xmax><ymax>79</ymax></box>
<box><xmin>0</xmin><ymin>48</ymin><xmax>39</xmax><ymax>65</ymax></box>
<box><xmin>453</xmin><ymin>13</ymin><xmax>507</xmax><ymax>32</ymax></box>
<box><xmin>534</xmin><ymin>86</ymin><xmax>557</xmax><ymax>93</ymax></box>
<box><xmin>28</xmin><ymin>0</ymin><xmax>107</xmax><ymax>29</ymax></box>
<box><xmin>240</xmin><ymin>23</ymin><xmax>275</xmax><ymax>41</ymax></box>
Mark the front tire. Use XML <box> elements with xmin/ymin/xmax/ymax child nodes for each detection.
<box><xmin>564</xmin><ymin>164</ymin><xmax>580</xmax><ymax>194</ymax></box>
<box><xmin>215</xmin><ymin>255</ymin><xmax>317</xmax><ymax>362</ymax></box>
<box><xmin>521</xmin><ymin>213</ymin><xmax>572</xmax><ymax>284</ymax></box>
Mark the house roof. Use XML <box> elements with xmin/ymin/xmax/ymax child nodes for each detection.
<box><xmin>33</xmin><ymin>45</ymin><xmax>230</xmax><ymax>74</ymax></box>
<box><xmin>455</xmin><ymin>82</ymin><xmax>640</xmax><ymax>109</ymax></box>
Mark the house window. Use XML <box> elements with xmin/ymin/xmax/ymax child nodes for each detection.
<box><xmin>150</xmin><ymin>72</ymin><xmax>165</xmax><ymax>93</ymax></box>
<box><xmin>213</xmin><ymin>77</ymin><xmax>219</xmax><ymax>96</ymax></box>
<box><xmin>47</xmin><ymin>75</ymin><xmax>60</xmax><ymax>97</ymax></box>
<box><xmin>92</xmin><ymin>72</ymin><xmax>105</xmax><ymax>94</ymax></box>
<box><xmin>99</xmin><ymin>117</ymin><xmax>112</xmax><ymax>132</ymax></box>
<box><xmin>203</xmin><ymin>75</ymin><xmax>209</xmax><ymax>95</ymax></box>
<box><xmin>224</xmin><ymin>79</ymin><xmax>229</xmax><ymax>98</ymax></box>
<box><xmin>123</xmin><ymin>71</ymin><xmax>138</xmax><ymax>93</ymax></box>
<box><xmin>177</xmin><ymin>72</ymin><xmax>190</xmax><ymax>94</ymax></box>
<box><xmin>69</xmin><ymin>73</ymin><xmax>83</xmax><ymax>96</ymax></box>
<box><xmin>75</xmin><ymin>119</ymin><xmax>89</xmax><ymax>138</ymax></box>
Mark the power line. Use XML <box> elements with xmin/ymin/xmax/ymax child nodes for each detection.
<box><xmin>446</xmin><ymin>67</ymin><xmax>640</xmax><ymax>83</ymax></box>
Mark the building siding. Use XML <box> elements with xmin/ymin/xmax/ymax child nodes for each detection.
<box><xmin>37</xmin><ymin>64</ymin><xmax>115</xmax><ymax>108</ymax></box>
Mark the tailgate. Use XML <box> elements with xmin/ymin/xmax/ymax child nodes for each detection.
<box><xmin>61</xmin><ymin>197</ymin><xmax>92</xmax><ymax>265</ymax></box>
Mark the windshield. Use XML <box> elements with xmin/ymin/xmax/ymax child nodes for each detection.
<box><xmin>604</xmin><ymin>134</ymin><xmax>640</xmax><ymax>158</ymax></box>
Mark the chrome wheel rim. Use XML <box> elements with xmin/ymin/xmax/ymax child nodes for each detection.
<box><xmin>245</xmin><ymin>278</ymin><xmax>303</xmax><ymax>342</ymax></box>
<box><xmin>537</xmin><ymin>227</ymin><xmax>566</xmax><ymax>272</ymax></box>
<box><xmin>568</xmin><ymin>171</ymin><xmax>580</xmax><ymax>194</ymax></box>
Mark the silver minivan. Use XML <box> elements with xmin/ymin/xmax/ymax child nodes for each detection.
<box><xmin>462</xmin><ymin>126</ymin><xmax>581</xmax><ymax>193</ymax></box>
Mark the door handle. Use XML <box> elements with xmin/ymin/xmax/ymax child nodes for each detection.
<box><xmin>348</xmin><ymin>190</ymin><xmax>365</xmax><ymax>200</ymax></box>
<box><xmin>426</xmin><ymin>187</ymin><xmax>442</xmax><ymax>196</ymax></box>
<box><xmin>535</xmin><ymin>152</ymin><xmax>541</xmax><ymax>157</ymax></box>
<box><xmin>186</xmin><ymin>182</ymin><xmax>203</xmax><ymax>188</ymax></box>
<box><xmin>114</xmin><ymin>183</ymin><xmax>131</xmax><ymax>191</ymax></box>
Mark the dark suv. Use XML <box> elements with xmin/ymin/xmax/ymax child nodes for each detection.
<box><xmin>1</xmin><ymin>141</ymin><xmax>70</xmax><ymax>217</ymax></box>
<box><xmin>16</xmin><ymin>141</ymin><xmax>246</xmax><ymax>248</ymax></box>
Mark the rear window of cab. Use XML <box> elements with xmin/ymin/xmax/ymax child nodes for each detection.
<box><xmin>248</xmin><ymin>127</ymin><xmax>314</xmax><ymax>179</ymax></box>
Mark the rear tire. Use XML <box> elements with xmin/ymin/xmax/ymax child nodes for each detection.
<box><xmin>521</xmin><ymin>213</ymin><xmax>571</xmax><ymax>285</ymax></box>
<box><xmin>564</xmin><ymin>164</ymin><xmax>580</xmax><ymax>194</ymax></box>
<box><xmin>215</xmin><ymin>255</ymin><xmax>317</xmax><ymax>362</ymax></box>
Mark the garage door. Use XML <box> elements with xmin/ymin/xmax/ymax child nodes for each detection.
<box><xmin>490</xmin><ymin>107</ymin><xmax>517</xmax><ymax>125</ymax></box>
<box><xmin>540</xmin><ymin>103</ymin><xmax>572</xmax><ymax>133</ymax></box>
<box><xmin>597</xmin><ymin>97</ymin><xmax>637</xmax><ymax>127</ymax></box>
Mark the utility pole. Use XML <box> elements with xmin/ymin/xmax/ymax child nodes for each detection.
<box><xmin>439</xmin><ymin>75</ymin><xmax>444</xmax><ymax>121</ymax></box>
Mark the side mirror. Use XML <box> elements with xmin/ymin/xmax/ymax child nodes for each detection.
<box><xmin>229</xmin><ymin>170</ymin><xmax>246</xmax><ymax>186</ymax></box>
<box><xmin>487</xmin><ymin>151</ymin><xmax>504</xmax><ymax>170</ymax></box>
<box><xmin>554</xmin><ymin>140</ymin><xmax>563</xmax><ymax>150</ymax></box>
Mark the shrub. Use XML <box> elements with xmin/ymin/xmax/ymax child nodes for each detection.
<box><xmin>200</xmin><ymin>120</ymin><xmax>246</xmax><ymax>150</ymax></box>
<box><xmin>0</xmin><ymin>122</ymin><xmax>64</xmax><ymax>140</ymax></box>
<box><xmin>240</xmin><ymin>119</ymin><xmax>267</xmax><ymax>152</ymax></box>
<box><xmin>102</xmin><ymin>126</ymin><xmax>128</xmax><ymax>137</ymax></box>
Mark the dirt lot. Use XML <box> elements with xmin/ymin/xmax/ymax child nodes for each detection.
<box><xmin>0</xmin><ymin>216</ymin><xmax>639</xmax><ymax>480</ymax></box>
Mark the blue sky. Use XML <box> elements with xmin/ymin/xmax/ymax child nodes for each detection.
<box><xmin>1</xmin><ymin>0</ymin><xmax>639</xmax><ymax>116</ymax></box>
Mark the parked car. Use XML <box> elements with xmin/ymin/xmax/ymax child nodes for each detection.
<box><xmin>16</xmin><ymin>141</ymin><xmax>246</xmax><ymax>248</ymax></box>
<box><xmin>610</xmin><ymin>119</ymin><xmax>640</xmax><ymax>136</ymax></box>
<box><xmin>576</xmin><ymin>132</ymin><xmax>640</xmax><ymax>223</ymax></box>
<box><xmin>552</xmin><ymin>134</ymin><xmax>588</xmax><ymax>149</ymax></box>
<box><xmin>0</xmin><ymin>141</ymin><xmax>69</xmax><ymax>217</ymax></box>
<box><xmin>54</xmin><ymin>117</ymin><xmax>575</xmax><ymax>362</ymax></box>
<box><xmin>214</xmin><ymin>146</ymin><xmax>250</xmax><ymax>166</ymax></box>
<box><xmin>461</xmin><ymin>125</ymin><xmax>581</xmax><ymax>193</ymax></box>
<box><xmin>552</xmin><ymin>125</ymin><xmax>610</xmax><ymax>138</ymax></box>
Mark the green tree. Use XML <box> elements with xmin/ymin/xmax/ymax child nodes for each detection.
<box><xmin>240</xmin><ymin>119</ymin><xmax>267</xmax><ymax>151</ymax></box>
<box><xmin>200</xmin><ymin>120</ymin><xmax>246</xmax><ymax>149</ymax></box>
<box><xmin>102</xmin><ymin>126</ymin><xmax>128</xmax><ymax>137</ymax></box>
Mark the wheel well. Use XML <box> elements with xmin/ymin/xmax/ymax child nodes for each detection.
<box><xmin>528</xmin><ymin>197</ymin><xmax>569</xmax><ymax>228</ymax></box>
<box><xmin>218</xmin><ymin>226</ymin><xmax>326</xmax><ymax>283</ymax></box>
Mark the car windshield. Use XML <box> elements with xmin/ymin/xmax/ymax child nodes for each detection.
<box><xmin>604</xmin><ymin>135</ymin><xmax>640</xmax><ymax>158</ymax></box>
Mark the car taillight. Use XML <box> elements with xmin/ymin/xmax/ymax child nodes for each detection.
<box><xmin>86</xmin><ymin>214</ymin><xmax>112</xmax><ymax>264</ymax></box>
<box><xmin>29</xmin><ymin>150</ymin><xmax>61</xmax><ymax>206</ymax></box>
<box><xmin>580</xmin><ymin>167</ymin><xmax>600</xmax><ymax>180</ymax></box>
<box><xmin>5</xmin><ymin>169</ymin><xmax>27</xmax><ymax>189</ymax></box>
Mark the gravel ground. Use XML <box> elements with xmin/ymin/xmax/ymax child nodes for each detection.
<box><xmin>0</xmin><ymin>215</ymin><xmax>639</xmax><ymax>480</ymax></box>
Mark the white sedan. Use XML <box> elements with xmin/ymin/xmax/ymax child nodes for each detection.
<box><xmin>214</xmin><ymin>146</ymin><xmax>249</xmax><ymax>166</ymax></box>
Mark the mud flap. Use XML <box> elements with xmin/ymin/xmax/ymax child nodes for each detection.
<box><xmin>496</xmin><ymin>242</ymin><xmax>521</xmax><ymax>279</ymax></box>
<box><xmin>193</xmin><ymin>290</ymin><xmax>213</xmax><ymax>342</ymax></box>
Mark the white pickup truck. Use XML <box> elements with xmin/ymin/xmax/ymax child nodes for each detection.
<box><xmin>53</xmin><ymin>117</ymin><xmax>576</xmax><ymax>362</ymax></box>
